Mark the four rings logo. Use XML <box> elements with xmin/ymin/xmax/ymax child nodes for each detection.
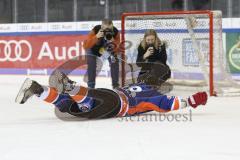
<box><xmin>0</xmin><ymin>40</ymin><xmax>32</xmax><ymax>62</ymax></box>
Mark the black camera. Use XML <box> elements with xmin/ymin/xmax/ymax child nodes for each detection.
<box><xmin>147</xmin><ymin>44</ymin><xmax>155</xmax><ymax>49</ymax></box>
<box><xmin>103</xmin><ymin>28</ymin><xmax>114</xmax><ymax>41</ymax></box>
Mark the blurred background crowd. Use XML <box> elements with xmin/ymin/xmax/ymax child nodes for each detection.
<box><xmin>0</xmin><ymin>0</ymin><xmax>239</xmax><ymax>23</ymax></box>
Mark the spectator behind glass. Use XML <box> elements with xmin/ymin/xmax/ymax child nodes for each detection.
<box><xmin>136</xmin><ymin>29</ymin><xmax>171</xmax><ymax>85</ymax></box>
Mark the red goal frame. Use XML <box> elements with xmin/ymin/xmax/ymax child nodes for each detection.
<box><xmin>121</xmin><ymin>10</ymin><xmax>215</xmax><ymax>96</ymax></box>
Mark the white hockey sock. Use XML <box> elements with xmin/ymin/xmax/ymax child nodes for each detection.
<box><xmin>39</xmin><ymin>86</ymin><xmax>50</xmax><ymax>100</ymax></box>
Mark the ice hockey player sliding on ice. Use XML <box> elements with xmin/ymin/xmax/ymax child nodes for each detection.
<box><xmin>15</xmin><ymin>71</ymin><xmax>208</xmax><ymax>119</ymax></box>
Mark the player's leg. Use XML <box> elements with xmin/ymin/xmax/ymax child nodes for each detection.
<box><xmin>49</xmin><ymin>71</ymin><xmax>123</xmax><ymax>118</ymax></box>
<box><xmin>49</xmin><ymin>70</ymin><xmax>76</xmax><ymax>94</ymax></box>
<box><xmin>15</xmin><ymin>78</ymin><xmax>80</xmax><ymax>113</ymax></box>
<box><xmin>16</xmin><ymin>78</ymin><xmax>122</xmax><ymax>119</ymax></box>
<box><xmin>49</xmin><ymin>70</ymin><xmax>89</xmax><ymax>103</ymax></box>
<box><xmin>49</xmin><ymin>69</ymin><xmax>93</xmax><ymax>105</ymax></box>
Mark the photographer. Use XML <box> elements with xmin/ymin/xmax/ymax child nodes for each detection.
<box><xmin>83</xmin><ymin>19</ymin><xmax>120</xmax><ymax>88</ymax></box>
<box><xmin>136</xmin><ymin>29</ymin><xmax>171</xmax><ymax>85</ymax></box>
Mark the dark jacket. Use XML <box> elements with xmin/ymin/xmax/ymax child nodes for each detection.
<box><xmin>136</xmin><ymin>43</ymin><xmax>168</xmax><ymax>74</ymax></box>
<box><xmin>83</xmin><ymin>25</ymin><xmax>120</xmax><ymax>56</ymax></box>
<box><xmin>136</xmin><ymin>43</ymin><xmax>171</xmax><ymax>83</ymax></box>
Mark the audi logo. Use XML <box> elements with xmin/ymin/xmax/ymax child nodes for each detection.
<box><xmin>0</xmin><ymin>40</ymin><xmax>32</xmax><ymax>62</ymax></box>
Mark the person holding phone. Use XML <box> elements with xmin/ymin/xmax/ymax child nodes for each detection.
<box><xmin>136</xmin><ymin>29</ymin><xmax>171</xmax><ymax>85</ymax></box>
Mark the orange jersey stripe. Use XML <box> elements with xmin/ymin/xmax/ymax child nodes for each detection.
<box><xmin>44</xmin><ymin>88</ymin><xmax>58</xmax><ymax>103</ymax></box>
<box><xmin>172</xmin><ymin>97</ymin><xmax>180</xmax><ymax>110</ymax></box>
<box><xmin>71</xmin><ymin>86</ymin><xmax>88</xmax><ymax>103</ymax></box>
<box><xmin>127</xmin><ymin>102</ymin><xmax>170</xmax><ymax>115</ymax></box>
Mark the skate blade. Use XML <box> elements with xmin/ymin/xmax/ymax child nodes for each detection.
<box><xmin>15</xmin><ymin>78</ymin><xmax>33</xmax><ymax>104</ymax></box>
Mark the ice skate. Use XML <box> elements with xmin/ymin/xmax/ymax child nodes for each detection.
<box><xmin>15</xmin><ymin>78</ymin><xmax>44</xmax><ymax>104</ymax></box>
<box><xmin>49</xmin><ymin>70</ymin><xmax>76</xmax><ymax>94</ymax></box>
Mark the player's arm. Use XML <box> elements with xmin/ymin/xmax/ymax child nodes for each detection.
<box><xmin>127</xmin><ymin>92</ymin><xmax>208</xmax><ymax>116</ymax></box>
<box><xmin>169</xmin><ymin>92</ymin><xmax>208</xmax><ymax>111</ymax></box>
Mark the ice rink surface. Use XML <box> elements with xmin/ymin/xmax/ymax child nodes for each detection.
<box><xmin>0</xmin><ymin>75</ymin><xmax>240</xmax><ymax>160</ymax></box>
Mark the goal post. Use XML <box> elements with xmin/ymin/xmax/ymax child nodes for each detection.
<box><xmin>120</xmin><ymin>10</ymin><xmax>240</xmax><ymax>96</ymax></box>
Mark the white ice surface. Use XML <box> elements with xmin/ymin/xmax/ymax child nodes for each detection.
<box><xmin>0</xmin><ymin>75</ymin><xmax>240</xmax><ymax>160</ymax></box>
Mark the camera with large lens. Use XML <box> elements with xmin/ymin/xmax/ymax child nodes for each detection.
<box><xmin>103</xmin><ymin>28</ymin><xmax>114</xmax><ymax>41</ymax></box>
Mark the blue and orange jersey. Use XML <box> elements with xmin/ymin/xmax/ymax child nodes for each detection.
<box><xmin>41</xmin><ymin>86</ymin><xmax>95</xmax><ymax>113</ymax></box>
<box><xmin>42</xmin><ymin>84</ymin><xmax>181</xmax><ymax>116</ymax></box>
<box><xmin>116</xmin><ymin>83</ymin><xmax>182</xmax><ymax>116</ymax></box>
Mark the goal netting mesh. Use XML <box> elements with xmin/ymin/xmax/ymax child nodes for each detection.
<box><xmin>121</xmin><ymin>10</ymin><xmax>240</xmax><ymax>96</ymax></box>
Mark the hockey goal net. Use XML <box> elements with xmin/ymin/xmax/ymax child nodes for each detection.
<box><xmin>120</xmin><ymin>10</ymin><xmax>240</xmax><ymax>96</ymax></box>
